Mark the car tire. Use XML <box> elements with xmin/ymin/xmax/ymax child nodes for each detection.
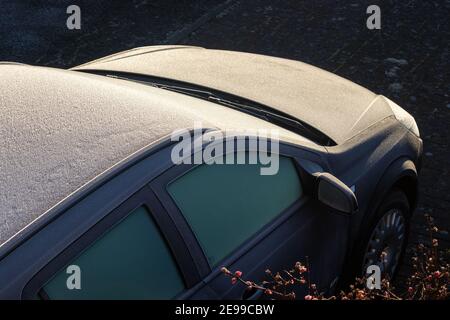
<box><xmin>341</xmin><ymin>188</ymin><xmax>411</xmax><ymax>288</ymax></box>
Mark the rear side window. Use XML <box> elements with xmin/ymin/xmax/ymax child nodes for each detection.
<box><xmin>167</xmin><ymin>152</ymin><xmax>302</xmax><ymax>267</ymax></box>
<box><xmin>42</xmin><ymin>207</ymin><xmax>185</xmax><ymax>299</ymax></box>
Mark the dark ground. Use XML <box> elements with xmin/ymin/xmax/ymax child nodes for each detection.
<box><xmin>1</xmin><ymin>0</ymin><xmax>449</xmax><ymax>288</ymax></box>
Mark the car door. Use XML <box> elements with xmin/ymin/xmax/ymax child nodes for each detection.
<box><xmin>20</xmin><ymin>188</ymin><xmax>201</xmax><ymax>299</ymax></box>
<box><xmin>0</xmin><ymin>143</ymin><xmax>213</xmax><ymax>300</ymax></box>
<box><xmin>150</xmin><ymin>142</ymin><xmax>351</xmax><ymax>299</ymax></box>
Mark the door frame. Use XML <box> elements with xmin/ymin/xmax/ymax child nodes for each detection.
<box><xmin>149</xmin><ymin>136</ymin><xmax>326</xmax><ymax>283</ymax></box>
<box><xmin>22</xmin><ymin>186</ymin><xmax>200</xmax><ymax>299</ymax></box>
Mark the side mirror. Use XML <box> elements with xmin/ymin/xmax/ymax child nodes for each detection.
<box><xmin>315</xmin><ymin>173</ymin><xmax>358</xmax><ymax>214</ymax></box>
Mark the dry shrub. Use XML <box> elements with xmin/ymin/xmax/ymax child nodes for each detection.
<box><xmin>222</xmin><ymin>214</ymin><xmax>448</xmax><ymax>300</ymax></box>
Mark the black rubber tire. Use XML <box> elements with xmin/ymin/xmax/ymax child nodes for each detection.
<box><xmin>340</xmin><ymin>189</ymin><xmax>411</xmax><ymax>288</ymax></box>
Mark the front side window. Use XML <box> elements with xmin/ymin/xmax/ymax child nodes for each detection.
<box><xmin>167</xmin><ymin>152</ymin><xmax>302</xmax><ymax>267</ymax></box>
<box><xmin>42</xmin><ymin>206</ymin><xmax>185</xmax><ymax>299</ymax></box>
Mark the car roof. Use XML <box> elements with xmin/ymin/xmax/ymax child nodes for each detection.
<box><xmin>73</xmin><ymin>46</ymin><xmax>393</xmax><ymax>144</ymax></box>
<box><xmin>0</xmin><ymin>64</ymin><xmax>317</xmax><ymax>245</ymax></box>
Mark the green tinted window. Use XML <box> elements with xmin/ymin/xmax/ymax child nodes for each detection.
<box><xmin>43</xmin><ymin>207</ymin><xmax>184</xmax><ymax>300</ymax></box>
<box><xmin>168</xmin><ymin>153</ymin><xmax>302</xmax><ymax>267</ymax></box>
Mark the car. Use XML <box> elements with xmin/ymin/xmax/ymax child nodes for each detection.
<box><xmin>0</xmin><ymin>46</ymin><xmax>422</xmax><ymax>300</ymax></box>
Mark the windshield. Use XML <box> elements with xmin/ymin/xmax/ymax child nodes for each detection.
<box><xmin>82</xmin><ymin>70</ymin><xmax>336</xmax><ymax>146</ymax></box>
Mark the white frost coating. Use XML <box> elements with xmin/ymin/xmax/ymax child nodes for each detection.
<box><xmin>73</xmin><ymin>46</ymin><xmax>382</xmax><ymax>144</ymax></box>
<box><xmin>0</xmin><ymin>65</ymin><xmax>312</xmax><ymax>244</ymax></box>
<box><xmin>384</xmin><ymin>96</ymin><xmax>420</xmax><ymax>137</ymax></box>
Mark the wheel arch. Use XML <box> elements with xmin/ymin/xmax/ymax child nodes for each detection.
<box><xmin>350</xmin><ymin>157</ymin><xmax>418</xmax><ymax>251</ymax></box>
<box><xmin>374</xmin><ymin>157</ymin><xmax>418</xmax><ymax>216</ymax></box>
<box><xmin>339</xmin><ymin>157</ymin><xmax>419</xmax><ymax>286</ymax></box>
<box><xmin>356</xmin><ymin>157</ymin><xmax>418</xmax><ymax>244</ymax></box>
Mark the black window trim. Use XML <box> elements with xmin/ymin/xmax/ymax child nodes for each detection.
<box><xmin>150</xmin><ymin>163</ymin><xmax>211</xmax><ymax>279</ymax></box>
<box><xmin>22</xmin><ymin>186</ymin><xmax>200</xmax><ymax>300</ymax></box>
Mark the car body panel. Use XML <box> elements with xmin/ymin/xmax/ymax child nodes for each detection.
<box><xmin>324</xmin><ymin>116</ymin><xmax>422</xmax><ymax>251</ymax></box>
